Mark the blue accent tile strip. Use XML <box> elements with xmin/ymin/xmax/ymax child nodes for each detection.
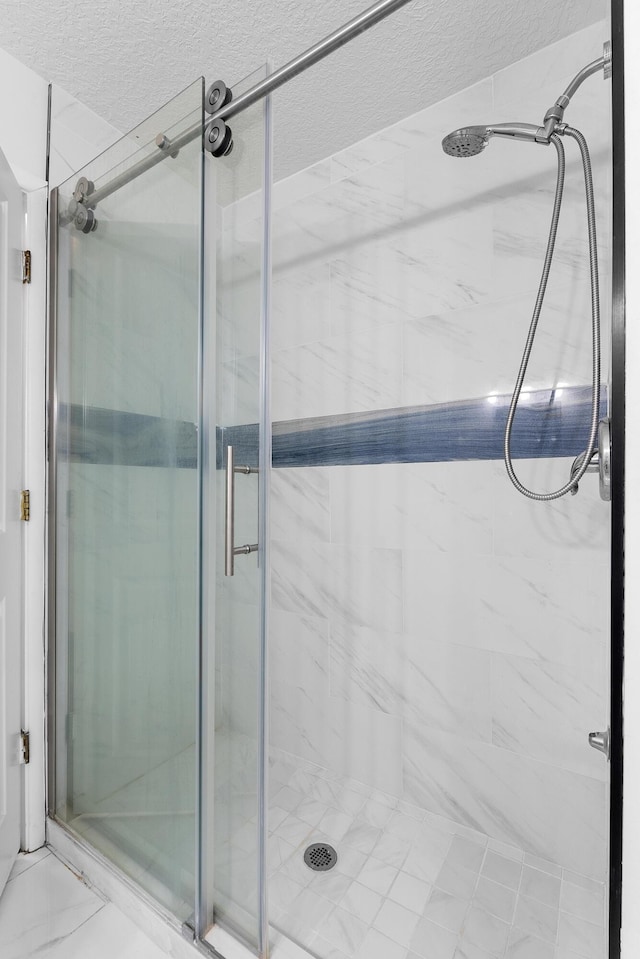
<box><xmin>62</xmin><ymin>385</ymin><xmax>607</xmax><ymax>470</ymax></box>
<box><xmin>229</xmin><ymin>385</ymin><xmax>606</xmax><ymax>468</ymax></box>
<box><xmin>217</xmin><ymin>424</ymin><xmax>259</xmax><ymax>470</ymax></box>
<box><xmin>58</xmin><ymin>404</ymin><xmax>198</xmax><ymax>469</ymax></box>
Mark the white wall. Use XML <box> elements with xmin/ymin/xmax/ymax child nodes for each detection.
<box><xmin>49</xmin><ymin>84</ymin><xmax>120</xmax><ymax>187</ymax></box>
<box><xmin>0</xmin><ymin>42</ymin><xmax>122</xmax><ymax>853</ymax></box>
<box><xmin>0</xmin><ymin>47</ymin><xmax>48</xmax><ymax>184</ymax></box>
<box><xmin>0</xmin><ymin>45</ymin><xmax>49</xmax><ymax>855</ymax></box>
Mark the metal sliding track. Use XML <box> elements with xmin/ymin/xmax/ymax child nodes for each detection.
<box><xmin>75</xmin><ymin>0</ymin><xmax>415</xmax><ymax>210</ymax></box>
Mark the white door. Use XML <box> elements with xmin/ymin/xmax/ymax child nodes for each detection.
<box><xmin>0</xmin><ymin>146</ymin><xmax>25</xmax><ymax>894</ymax></box>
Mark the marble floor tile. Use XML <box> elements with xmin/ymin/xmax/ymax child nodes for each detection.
<box><xmin>505</xmin><ymin>928</ymin><xmax>555</xmax><ymax>959</ymax></box>
<box><xmin>356</xmin><ymin>856</ymin><xmax>398</xmax><ymax>895</ymax></box>
<box><xmin>512</xmin><ymin>896</ymin><xmax>558</xmax><ymax>945</ymax></box>
<box><xmin>308</xmin><ymin>870</ymin><xmax>353</xmax><ymax>907</ymax></box>
<box><xmin>488</xmin><ymin>840</ymin><xmax>524</xmax><ymax>863</ymax></box>
<box><xmin>388</xmin><ymin>871</ymin><xmax>432</xmax><ymax>914</ymax></box>
<box><xmin>40</xmin><ymin>903</ymin><xmax>175</xmax><ymax>959</ymax></box>
<box><xmin>410</xmin><ymin>917</ymin><xmax>459</xmax><ymax>959</ymax></box>
<box><xmin>460</xmin><ymin>905</ymin><xmax>511</xmax><ymax>957</ymax></box>
<box><xmin>310</xmin><ymin>935</ymin><xmax>351</xmax><ymax>959</ymax></box>
<box><xmin>333</xmin><ymin>847</ymin><xmax>368</xmax><ymax>880</ymax></box>
<box><xmin>267</xmin><ymin>752</ymin><xmax>609</xmax><ymax>959</ymax></box>
<box><xmin>0</xmin><ymin>851</ymin><xmax>104</xmax><ymax>959</ymax></box>
<box><xmin>519</xmin><ymin>866</ymin><xmax>561</xmax><ymax>909</ymax></box>
<box><xmin>422</xmin><ymin>889</ymin><xmax>469</xmax><ymax>935</ymax></box>
<box><xmin>322</xmin><ymin>906</ymin><xmax>369</xmax><ymax>955</ymax></box>
<box><xmin>473</xmin><ymin>876</ymin><xmax>516</xmax><ymax>923</ymax></box>
<box><xmin>373</xmin><ymin>899</ymin><xmax>420</xmax><ymax>948</ymax></box>
<box><xmin>453</xmin><ymin>944</ymin><xmax>496</xmax><ymax>959</ymax></box>
<box><xmin>7</xmin><ymin>847</ymin><xmax>51</xmax><ymax>881</ymax></box>
<box><xmin>523</xmin><ymin>854</ymin><xmax>562</xmax><ymax>878</ymax></box>
<box><xmin>355</xmin><ymin>928</ymin><xmax>407</xmax><ymax>959</ymax></box>
<box><xmin>338</xmin><ymin>882</ymin><xmax>382</xmax><ymax>924</ymax></box>
<box><xmin>557</xmin><ymin>912</ymin><xmax>605</xmax><ymax>959</ymax></box>
<box><xmin>559</xmin><ymin>880</ymin><xmax>605</xmax><ymax>925</ymax></box>
<box><xmin>435</xmin><ymin>860</ymin><xmax>480</xmax><ymax>901</ymax></box>
<box><xmin>446</xmin><ymin>838</ymin><xmax>486</xmax><ymax>874</ymax></box>
<box><xmin>481</xmin><ymin>852</ymin><xmax>523</xmax><ymax>891</ymax></box>
<box><xmin>0</xmin><ymin>850</ymin><xmax>170</xmax><ymax>959</ymax></box>
<box><xmin>371</xmin><ymin>832</ymin><xmax>412</xmax><ymax>869</ymax></box>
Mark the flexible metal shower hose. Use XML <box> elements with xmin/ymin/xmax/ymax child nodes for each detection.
<box><xmin>503</xmin><ymin>126</ymin><xmax>601</xmax><ymax>500</ymax></box>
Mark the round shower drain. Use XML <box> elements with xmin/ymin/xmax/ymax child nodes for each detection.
<box><xmin>304</xmin><ymin>842</ymin><xmax>338</xmax><ymax>871</ymax></box>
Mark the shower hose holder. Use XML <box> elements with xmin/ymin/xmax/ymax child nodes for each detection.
<box><xmin>569</xmin><ymin>418</ymin><xmax>611</xmax><ymax>501</ymax></box>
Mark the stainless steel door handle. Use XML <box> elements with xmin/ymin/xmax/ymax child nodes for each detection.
<box><xmin>225</xmin><ymin>444</ymin><xmax>258</xmax><ymax>576</ymax></box>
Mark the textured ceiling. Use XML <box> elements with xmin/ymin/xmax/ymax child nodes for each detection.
<box><xmin>0</xmin><ymin>0</ymin><xmax>604</xmax><ymax>179</ymax></box>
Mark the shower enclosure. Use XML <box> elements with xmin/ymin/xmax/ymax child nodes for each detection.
<box><xmin>47</xmin><ymin>4</ymin><xmax>618</xmax><ymax>959</ymax></box>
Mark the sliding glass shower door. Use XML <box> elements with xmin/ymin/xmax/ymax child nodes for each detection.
<box><xmin>51</xmin><ymin>79</ymin><xmax>204</xmax><ymax>921</ymax></box>
<box><xmin>50</xmin><ymin>72</ymin><xmax>270</xmax><ymax>949</ymax></box>
<box><xmin>198</xmin><ymin>66</ymin><xmax>271</xmax><ymax>952</ymax></box>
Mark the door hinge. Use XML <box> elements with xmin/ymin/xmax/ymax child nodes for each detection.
<box><xmin>22</xmin><ymin>250</ymin><xmax>31</xmax><ymax>284</ymax></box>
<box><xmin>20</xmin><ymin>489</ymin><xmax>30</xmax><ymax>521</ymax></box>
<box><xmin>20</xmin><ymin>730</ymin><xmax>30</xmax><ymax>764</ymax></box>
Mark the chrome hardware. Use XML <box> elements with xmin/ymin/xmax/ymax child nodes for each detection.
<box><xmin>205</xmin><ymin>80</ymin><xmax>233</xmax><ymax>115</ymax></box>
<box><xmin>155</xmin><ymin>133</ymin><xmax>179</xmax><ymax>158</ymax></box>
<box><xmin>224</xmin><ymin>445</ymin><xmax>258</xmax><ymax>576</ymax></box>
<box><xmin>205</xmin><ymin>118</ymin><xmax>234</xmax><ymax>158</ymax></box>
<box><xmin>603</xmin><ymin>41</ymin><xmax>612</xmax><ymax>80</ymax></box>
<box><xmin>568</xmin><ymin>450</ymin><xmax>599</xmax><ymax>495</ymax></box>
<box><xmin>588</xmin><ymin>728</ymin><xmax>610</xmax><ymax>760</ymax></box>
<box><xmin>204</xmin><ymin>80</ymin><xmax>234</xmax><ymax>157</ymax></box>
<box><xmin>568</xmin><ymin>418</ymin><xmax>611</xmax><ymax>501</ymax></box>
<box><xmin>72</xmin><ymin>176</ymin><xmax>94</xmax><ymax>204</ymax></box>
<box><xmin>181</xmin><ymin>916</ymin><xmax>196</xmax><ymax>942</ymax></box>
<box><xmin>69</xmin><ymin>177</ymin><xmax>98</xmax><ymax>232</ymax></box>
<box><xmin>598</xmin><ymin>417</ymin><xmax>611</xmax><ymax>501</ymax></box>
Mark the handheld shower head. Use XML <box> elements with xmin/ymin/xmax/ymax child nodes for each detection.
<box><xmin>442</xmin><ymin>122</ymin><xmax>547</xmax><ymax>157</ymax></box>
<box><xmin>441</xmin><ymin>127</ymin><xmax>488</xmax><ymax>157</ymax></box>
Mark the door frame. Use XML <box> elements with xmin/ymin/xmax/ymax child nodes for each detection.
<box><xmin>22</xmin><ymin>181</ymin><xmax>48</xmax><ymax>853</ymax></box>
<box><xmin>609</xmin><ymin>2</ymin><xmax>624</xmax><ymax>957</ymax></box>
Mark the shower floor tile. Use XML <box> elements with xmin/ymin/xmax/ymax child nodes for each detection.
<box><xmin>268</xmin><ymin>752</ymin><xmax>607</xmax><ymax>959</ymax></box>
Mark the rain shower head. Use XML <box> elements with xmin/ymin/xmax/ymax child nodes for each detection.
<box><xmin>441</xmin><ymin>122</ymin><xmax>547</xmax><ymax>157</ymax></box>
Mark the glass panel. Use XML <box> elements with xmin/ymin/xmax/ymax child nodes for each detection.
<box><xmin>266</xmin><ymin>15</ymin><xmax>612</xmax><ymax>959</ymax></box>
<box><xmin>198</xmin><ymin>67</ymin><xmax>270</xmax><ymax>952</ymax></box>
<box><xmin>52</xmin><ymin>79</ymin><xmax>204</xmax><ymax>922</ymax></box>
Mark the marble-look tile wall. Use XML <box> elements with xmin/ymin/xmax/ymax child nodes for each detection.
<box><xmin>265</xmin><ymin>21</ymin><xmax>612</xmax><ymax>881</ymax></box>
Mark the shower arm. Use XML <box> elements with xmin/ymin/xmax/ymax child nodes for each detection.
<box><xmin>541</xmin><ymin>41</ymin><xmax>612</xmax><ymax>140</ymax></box>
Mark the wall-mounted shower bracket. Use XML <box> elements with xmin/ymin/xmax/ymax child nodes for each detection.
<box><xmin>588</xmin><ymin>728</ymin><xmax>610</xmax><ymax>761</ymax></box>
<box><xmin>598</xmin><ymin>417</ymin><xmax>611</xmax><ymax>501</ymax></box>
<box><xmin>569</xmin><ymin>418</ymin><xmax>611</xmax><ymax>501</ymax></box>
<box><xmin>204</xmin><ymin>80</ymin><xmax>234</xmax><ymax>157</ymax></box>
